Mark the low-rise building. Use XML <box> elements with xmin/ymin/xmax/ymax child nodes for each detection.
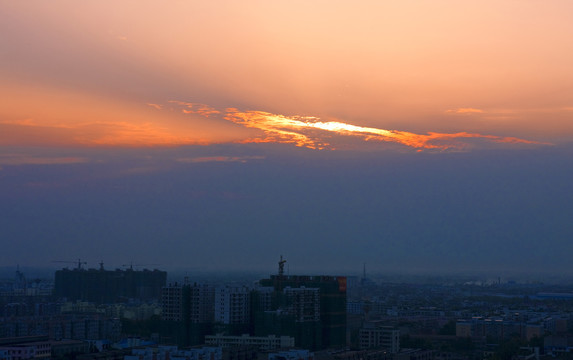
<box><xmin>205</xmin><ymin>334</ymin><xmax>294</xmax><ymax>350</ymax></box>
<box><xmin>268</xmin><ymin>349</ymin><xmax>313</xmax><ymax>360</ymax></box>
<box><xmin>125</xmin><ymin>345</ymin><xmax>222</xmax><ymax>360</ymax></box>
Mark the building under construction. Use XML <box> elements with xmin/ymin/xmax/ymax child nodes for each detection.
<box><xmin>256</xmin><ymin>256</ymin><xmax>347</xmax><ymax>350</ymax></box>
<box><xmin>54</xmin><ymin>265</ymin><xmax>167</xmax><ymax>303</ymax></box>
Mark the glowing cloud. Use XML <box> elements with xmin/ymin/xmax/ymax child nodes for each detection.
<box><xmin>154</xmin><ymin>101</ymin><xmax>549</xmax><ymax>151</ymax></box>
<box><xmin>0</xmin><ymin>96</ymin><xmax>547</xmax><ymax>151</ymax></box>
<box><xmin>0</xmin><ymin>118</ymin><xmax>208</xmax><ymax>147</ymax></box>
<box><xmin>223</xmin><ymin>109</ymin><xmax>328</xmax><ymax>149</ymax></box>
<box><xmin>74</xmin><ymin>121</ymin><xmax>202</xmax><ymax>147</ymax></box>
<box><xmin>222</xmin><ymin>108</ymin><xmax>544</xmax><ymax>151</ymax></box>
<box><xmin>147</xmin><ymin>103</ymin><xmax>163</xmax><ymax>110</ymax></box>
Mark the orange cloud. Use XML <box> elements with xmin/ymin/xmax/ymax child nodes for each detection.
<box><xmin>147</xmin><ymin>103</ymin><xmax>163</xmax><ymax>110</ymax></box>
<box><xmin>223</xmin><ymin>108</ymin><xmax>544</xmax><ymax>151</ymax></box>
<box><xmin>0</xmin><ymin>118</ymin><xmax>74</xmax><ymax>129</ymax></box>
<box><xmin>446</xmin><ymin>108</ymin><xmax>484</xmax><ymax>114</ymax></box>
<box><xmin>2</xmin><ymin>95</ymin><xmax>547</xmax><ymax>151</ymax></box>
<box><xmin>73</xmin><ymin>121</ymin><xmax>204</xmax><ymax>147</ymax></box>
<box><xmin>169</xmin><ymin>101</ymin><xmax>221</xmax><ymax>118</ymax></box>
<box><xmin>224</xmin><ymin>109</ymin><xmax>327</xmax><ymax>149</ymax></box>
<box><xmin>0</xmin><ymin>118</ymin><xmax>210</xmax><ymax>147</ymax></box>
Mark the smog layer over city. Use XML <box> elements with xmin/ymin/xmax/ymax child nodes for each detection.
<box><xmin>1</xmin><ymin>1</ymin><xmax>573</xmax><ymax>360</ymax></box>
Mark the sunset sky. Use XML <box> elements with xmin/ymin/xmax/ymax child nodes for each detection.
<box><xmin>1</xmin><ymin>1</ymin><xmax>572</xmax><ymax>276</ymax></box>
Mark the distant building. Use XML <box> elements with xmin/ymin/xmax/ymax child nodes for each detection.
<box><xmin>54</xmin><ymin>268</ymin><xmax>166</xmax><ymax>303</ymax></box>
<box><xmin>161</xmin><ymin>282</ymin><xmax>215</xmax><ymax>323</ymax></box>
<box><xmin>205</xmin><ymin>334</ymin><xmax>294</xmax><ymax>350</ymax></box>
<box><xmin>215</xmin><ymin>286</ymin><xmax>251</xmax><ymax>325</ymax></box>
<box><xmin>0</xmin><ymin>337</ymin><xmax>51</xmax><ymax>360</ymax></box>
<box><xmin>346</xmin><ymin>301</ymin><xmax>363</xmax><ymax>315</ymax></box>
<box><xmin>125</xmin><ymin>345</ymin><xmax>222</xmax><ymax>360</ymax></box>
<box><xmin>544</xmin><ymin>335</ymin><xmax>573</xmax><ymax>355</ymax></box>
<box><xmin>359</xmin><ymin>321</ymin><xmax>399</xmax><ymax>352</ymax></box>
<box><xmin>455</xmin><ymin>322</ymin><xmax>472</xmax><ymax>338</ymax></box>
<box><xmin>0</xmin><ymin>336</ymin><xmax>80</xmax><ymax>360</ymax></box>
<box><xmin>268</xmin><ymin>349</ymin><xmax>313</xmax><ymax>360</ymax></box>
<box><xmin>51</xmin><ymin>340</ymin><xmax>90</xmax><ymax>360</ymax></box>
<box><xmin>160</xmin><ymin>281</ymin><xmax>215</xmax><ymax>346</ymax></box>
<box><xmin>394</xmin><ymin>349</ymin><xmax>433</xmax><ymax>360</ymax></box>
<box><xmin>455</xmin><ymin>318</ymin><xmax>543</xmax><ymax>341</ymax></box>
<box><xmin>314</xmin><ymin>348</ymin><xmax>392</xmax><ymax>360</ymax></box>
<box><xmin>0</xmin><ymin>314</ymin><xmax>121</xmax><ymax>341</ymax></box>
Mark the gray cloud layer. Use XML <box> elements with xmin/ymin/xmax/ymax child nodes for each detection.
<box><xmin>1</xmin><ymin>144</ymin><xmax>572</xmax><ymax>276</ymax></box>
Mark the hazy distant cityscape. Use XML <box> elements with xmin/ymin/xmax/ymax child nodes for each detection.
<box><xmin>2</xmin><ymin>258</ymin><xmax>573</xmax><ymax>360</ymax></box>
<box><xmin>3</xmin><ymin>0</ymin><xmax>573</xmax><ymax>359</ymax></box>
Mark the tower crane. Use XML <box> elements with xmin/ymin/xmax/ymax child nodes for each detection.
<box><xmin>52</xmin><ymin>258</ymin><xmax>87</xmax><ymax>270</ymax></box>
<box><xmin>278</xmin><ymin>255</ymin><xmax>286</xmax><ymax>277</ymax></box>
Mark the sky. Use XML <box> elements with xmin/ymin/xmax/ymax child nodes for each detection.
<box><xmin>1</xmin><ymin>1</ymin><xmax>573</xmax><ymax>277</ymax></box>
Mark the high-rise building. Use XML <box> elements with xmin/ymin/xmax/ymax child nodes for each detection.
<box><xmin>190</xmin><ymin>283</ymin><xmax>215</xmax><ymax>324</ymax></box>
<box><xmin>161</xmin><ymin>284</ymin><xmax>184</xmax><ymax>322</ymax></box>
<box><xmin>161</xmin><ymin>282</ymin><xmax>215</xmax><ymax>324</ymax></box>
<box><xmin>282</xmin><ymin>287</ymin><xmax>320</xmax><ymax>323</ymax></box>
<box><xmin>160</xmin><ymin>281</ymin><xmax>215</xmax><ymax>346</ymax></box>
<box><xmin>215</xmin><ymin>286</ymin><xmax>251</xmax><ymax>325</ymax></box>
<box><xmin>54</xmin><ymin>267</ymin><xmax>166</xmax><ymax>303</ymax></box>
<box><xmin>256</xmin><ymin>258</ymin><xmax>347</xmax><ymax>350</ymax></box>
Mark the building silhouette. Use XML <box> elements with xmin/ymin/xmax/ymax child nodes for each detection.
<box><xmin>255</xmin><ymin>257</ymin><xmax>347</xmax><ymax>350</ymax></box>
<box><xmin>54</xmin><ymin>267</ymin><xmax>166</xmax><ymax>303</ymax></box>
<box><xmin>158</xmin><ymin>257</ymin><xmax>346</xmax><ymax>349</ymax></box>
<box><xmin>215</xmin><ymin>286</ymin><xmax>251</xmax><ymax>325</ymax></box>
<box><xmin>160</xmin><ymin>281</ymin><xmax>215</xmax><ymax>346</ymax></box>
